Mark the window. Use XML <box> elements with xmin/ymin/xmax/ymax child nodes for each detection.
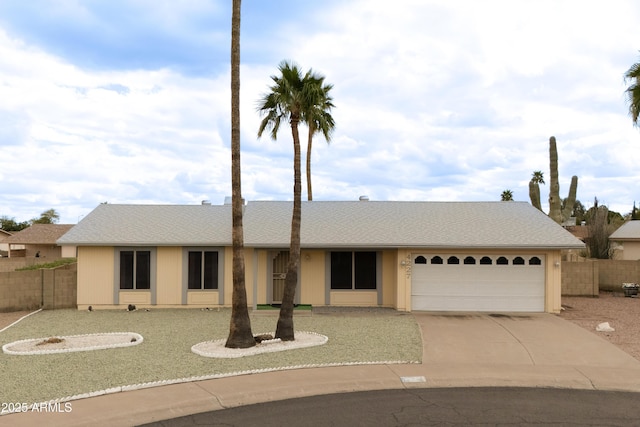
<box><xmin>120</xmin><ymin>250</ymin><xmax>151</xmax><ymax>290</ymax></box>
<box><xmin>331</xmin><ymin>251</ymin><xmax>376</xmax><ymax>290</ymax></box>
<box><xmin>414</xmin><ymin>256</ymin><xmax>427</xmax><ymax>264</ymax></box>
<box><xmin>188</xmin><ymin>251</ymin><xmax>219</xmax><ymax>289</ymax></box>
<box><xmin>431</xmin><ymin>256</ymin><xmax>443</xmax><ymax>265</ymax></box>
<box><xmin>497</xmin><ymin>256</ymin><xmax>509</xmax><ymax>265</ymax></box>
<box><xmin>447</xmin><ymin>256</ymin><xmax>459</xmax><ymax>265</ymax></box>
<box><xmin>480</xmin><ymin>256</ymin><xmax>492</xmax><ymax>265</ymax></box>
<box><xmin>529</xmin><ymin>256</ymin><xmax>542</xmax><ymax>265</ymax></box>
<box><xmin>513</xmin><ymin>256</ymin><xmax>525</xmax><ymax>265</ymax></box>
<box><xmin>463</xmin><ymin>256</ymin><xmax>476</xmax><ymax>265</ymax></box>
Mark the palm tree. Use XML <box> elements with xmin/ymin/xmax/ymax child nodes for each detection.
<box><xmin>624</xmin><ymin>56</ymin><xmax>640</xmax><ymax>127</ymax></box>
<box><xmin>225</xmin><ymin>0</ymin><xmax>255</xmax><ymax>349</ymax></box>
<box><xmin>531</xmin><ymin>170</ymin><xmax>545</xmax><ymax>185</ymax></box>
<box><xmin>501</xmin><ymin>190</ymin><xmax>514</xmax><ymax>201</ymax></box>
<box><xmin>257</xmin><ymin>61</ymin><xmax>326</xmax><ymax>341</ymax></box>
<box><xmin>304</xmin><ymin>80</ymin><xmax>335</xmax><ymax>200</ymax></box>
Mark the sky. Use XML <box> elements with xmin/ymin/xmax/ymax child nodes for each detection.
<box><xmin>0</xmin><ymin>0</ymin><xmax>640</xmax><ymax>225</ymax></box>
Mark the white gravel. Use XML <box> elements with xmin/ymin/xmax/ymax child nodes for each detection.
<box><xmin>2</xmin><ymin>332</ymin><xmax>143</xmax><ymax>355</ymax></box>
<box><xmin>192</xmin><ymin>331</ymin><xmax>328</xmax><ymax>358</ymax></box>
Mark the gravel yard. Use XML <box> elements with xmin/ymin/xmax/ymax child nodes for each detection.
<box><xmin>559</xmin><ymin>291</ymin><xmax>640</xmax><ymax>361</ymax></box>
<box><xmin>0</xmin><ymin>308</ymin><xmax>421</xmax><ymax>404</ymax></box>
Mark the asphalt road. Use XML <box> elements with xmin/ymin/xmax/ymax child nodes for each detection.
<box><xmin>140</xmin><ymin>387</ymin><xmax>640</xmax><ymax>426</ymax></box>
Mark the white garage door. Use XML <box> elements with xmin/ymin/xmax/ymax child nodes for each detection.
<box><xmin>411</xmin><ymin>254</ymin><xmax>545</xmax><ymax>312</ymax></box>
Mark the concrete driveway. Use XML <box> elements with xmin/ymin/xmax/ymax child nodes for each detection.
<box><xmin>389</xmin><ymin>312</ymin><xmax>640</xmax><ymax>391</ymax></box>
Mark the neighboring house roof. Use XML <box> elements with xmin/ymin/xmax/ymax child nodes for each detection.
<box><xmin>609</xmin><ymin>220</ymin><xmax>640</xmax><ymax>241</ymax></box>
<box><xmin>58</xmin><ymin>201</ymin><xmax>584</xmax><ymax>250</ymax></box>
<box><xmin>6</xmin><ymin>224</ymin><xmax>75</xmax><ymax>244</ymax></box>
<box><xmin>0</xmin><ymin>229</ymin><xmax>11</xmax><ymax>242</ymax></box>
<box><xmin>563</xmin><ymin>225</ymin><xmax>590</xmax><ymax>241</ymax></box>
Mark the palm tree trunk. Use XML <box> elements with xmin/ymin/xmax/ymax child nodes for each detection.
<box><xmin>306</xmin><ymin>125</ymin><xmax>313</xmax><ymax>201</ymax></box>
<box><xmin>225</xmin><ymin>0</ymin><xmax>255</xmax><ymax>349</ymax></box>
<box><xmin>276</xmin><ymin>118</ymin><xmax>302</xmax><ymax>341</ymax></box>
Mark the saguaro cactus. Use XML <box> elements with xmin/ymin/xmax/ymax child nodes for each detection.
<box><xmin>548</xmin><ymin>136</ymin><xmax>579</xmax><ymax>224</ymax></box>
<box><xmin>562</xmin><ymin>175</ymin><xmax>578</xmax><ymax>222</ymax></box>
<box><xmin>548</xmin><ymin>136</ymin><xmax>563</xmax><ymax>223</ymax></box>
<box><xmin>529</xmin><ymin>137</ymin><xmax>578</xmax><ymax>224</ymax></box>
<box><xmin>529</xmin><ymin>180</ymin><xmax>541</xmax><ymax>211</ymax></box>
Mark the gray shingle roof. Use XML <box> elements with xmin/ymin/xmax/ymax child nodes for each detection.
<box><xmin>244</xmin><ymin>201</ymin><xmax>584</xmax><ymax>249</ymax></box>
<box><xmin>610</xmin><ymin>221</ymin><xmax>640</xmax><ymax>241</ymax></box>
<box><xmin>57</xmin><ymin>204</ymin><xmax>231</xmax><ymax>246</ymax></box>
<box><xmin>58</xmin><ymin>201</ymin><xmax>584</xmax><ymax>250</ymax></box>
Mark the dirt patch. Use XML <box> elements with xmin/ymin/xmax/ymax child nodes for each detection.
<box><xmin>36</xmin><ymin>337</ymin><xmax>64</xmax><ymax>346</ymax></box>
<box><xmin>0</xmin><ymin>311</ymin><xmax>33</xmax><ymax>330</ymax></box>
<box><xmin>560</xmin><ymin>292</ymin><xmax>640</xmax><ymax>361</ymax></box>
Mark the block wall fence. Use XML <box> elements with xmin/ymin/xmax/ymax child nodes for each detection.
<box><xmin>0</xmin><ymin>263</ymin><xmax>77</xmax><ymax>312</ymax></box>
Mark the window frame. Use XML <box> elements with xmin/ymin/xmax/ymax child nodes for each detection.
<box><xmin>182</xmin><ymin>247</ymin><xmax>225</xmax><ymax>305</ymax></box>
<box><xmin>187</xmin><ymin>250</ymin><xmax>220</xmax><ymax>290</ymax></box>
<box><xmin>114</xmin><ymin>247</ymin><xmax>157</xmax><ymax>305</ymax></box>
<box><xmin>117</xmin><ymin>248</ymin><xmax>153</xmax><ymax>290</ymax></box>
<box><xmin>329</xmin><ymin>251</ymin><xmax>379</xmax><ymax>291</ymax></box>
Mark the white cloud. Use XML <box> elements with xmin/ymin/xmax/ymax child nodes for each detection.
<box><xmin>0</xmin><ymin>0</ymin><xmax>640</xmax><ymax>224</ymax></box>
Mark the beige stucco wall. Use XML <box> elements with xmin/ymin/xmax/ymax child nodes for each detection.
<box><xmin>75</xmin><ymin>246</ymin><xmax>563</xmax><ymax>313</ymax></box>
<box><xmin>157</xmin><ymin>247</ymin><xmax>182</xmax><ymax>305</ymax></box>
<box><xmin>77</xmin><ymin>246</ymin><xmax>114</xmax><ymax>308</ymax></box>
<box><xmin>299</xmin><ymin>249</ymin><xmax>326</xmax><ymax>306</ymax></box>
<box><xmin>618</xmin><ymin>242</ymin><xmax>640</xmax><ymax>260</ymax></box>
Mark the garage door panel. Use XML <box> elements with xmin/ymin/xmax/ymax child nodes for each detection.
<box><xmin>412</xmin><ymin>295</ymin><xmax>544</xmax><ymax>312</ymax></box>
<box><xmin>411</xmin><ymin>255</ymin><xmax>545</xmax><ymax>312</ymax></box>
<box><xmin>412</xmin><ymin>281</ymin><xmax>544</xmax><ymax>297</ymax></box>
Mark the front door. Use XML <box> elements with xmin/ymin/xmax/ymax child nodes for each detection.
<box><xmin>271</xmin><ymin>251</ymin><xmax>289</xmax><ymax>303</ymax></box>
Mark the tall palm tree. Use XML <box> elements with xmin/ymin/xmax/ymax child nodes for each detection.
<box><xmin>625</xmin><ymin>56</ymin><xmax>640</xmax><ymax>127</ymax></box>
<box><xmin>225</xmin><ymin>0</ymin><xmax>255</xmax><ymax>349</ymax></box>
<box><xmin>304</xmin><ymin>80</ymin><xmax>335</xmax><ymax>200</ymax></box>
<box><xmin>257</xmin><ymin>61</ymin><xmax>325</xmax><ymax>341</ymax></box>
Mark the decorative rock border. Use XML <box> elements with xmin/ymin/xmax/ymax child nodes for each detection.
<box><xmin>2</xmin><ymin>332</ymin><xmax>144</xmax><ymax>355</ymax></box>
<box><xmin>191</xmin><ymin>331</ymin><xmax>329</xmax><ymax>358</ymax></box>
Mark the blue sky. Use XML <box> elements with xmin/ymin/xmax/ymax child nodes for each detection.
<box><xmin>1</xmin><ymin>0</ymin><xmax>640</xmax><ymax>224</ymax></box>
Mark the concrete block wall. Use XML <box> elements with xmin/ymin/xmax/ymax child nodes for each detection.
<box><xmin>0</xmin><ymin>258</ymin><xmax>37</xmax><ymax>273</ymax></box>
<box><xmin>561</xmin><ymin>260</ymin><xmax>598</xmax><ymax>296</ymax></box>
<box><xmin>0</xmin><ymin>264</ymin><xmax>77</xmax><ymax>312</ymax></box>
<box><xmin>0</xmin><ymin>270</ymin><xmax>42</xmax><ymax>312</ymax></box>
<box><xmin>598</xmin><ymin>260</ymin><xmax>640</xmax><ymax>292</ymax></box>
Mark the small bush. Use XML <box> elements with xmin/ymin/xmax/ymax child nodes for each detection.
<box><xmin>16</xmin><ymin>258</ymin><xmax>77</xmax><ymax>271</ymax></box>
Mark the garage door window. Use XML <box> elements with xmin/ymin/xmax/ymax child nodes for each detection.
<box><xmin>480</xmin><ymin>256</ymin><xmax>492</xmax><ymax>265</ymax></box>
<box><xmin>331</xmin><ymin>251</ymin><xmax>377</xmax><ymax>290</ymax></box>
<box><xmin>497</xmin><ymin>256</ymin><xmax>509</xmax><ymax>265</ymax></box>
<box><xmin>513</xmin><ymin>256</ymin><xmax>525</xmax><ymax>265</ymax></box>
<box><xmin>447</xmin><ymin>256</ymin><xmax>459</xmax><ymax>264</ymax></box>
<box><xmin>529</xmin><ymin>257</ymin><xmax>541</xmax><ymax>265</ymax></box>
<box><xmin>431</xmin><ymin>256</ymin><xmax>443</xmax><ymax>264</ymax></box>
<box><xmin>464</xmin><ymin>256</ymin><xmax>476</xmax><ymax>265</ymax></box>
